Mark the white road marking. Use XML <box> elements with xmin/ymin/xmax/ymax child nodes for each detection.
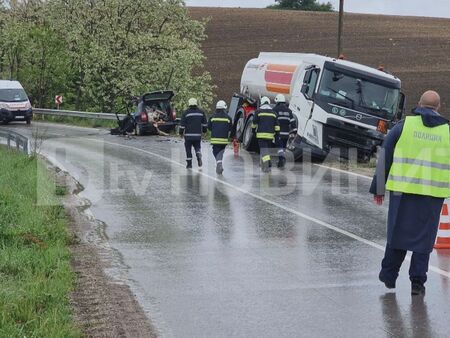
<box><xmin>85</xmin><ymin>137</ymin><xmax>450</xmax><ymax>279</ymax></box>
<box><xmin>314</xmin><ymin>163</ymin><xmax>372</xmax><ymax>180</ymax></box>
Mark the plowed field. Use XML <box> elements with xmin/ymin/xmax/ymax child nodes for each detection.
<box><xmin>189</xmin><ymin>7</ymin><xmax>450</xmax><ymax>118</ymax></box>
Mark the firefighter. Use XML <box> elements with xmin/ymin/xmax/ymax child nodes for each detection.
<box><xmin>179</xmin><ymin>98</ymin><xmax>208</xmax><ymax>169</ymax></box>
<box><xmin>252</xmin><ymin>96</ymin><xmax>280</xmax><ymax>173</ymax></box>
<box><xmin>370</xmin><ymin>90</ymin><xmax>450</xmax><ymax>296</ymax></box>
<box><xmin>273</xmin><ymin>94</ymin><xmax>297</xmax><ymax>168</ymax></box>
<box><xmin>208</xmin><ymin>100</ymin><xmax>232</xmax><ymax>175</ymax></box>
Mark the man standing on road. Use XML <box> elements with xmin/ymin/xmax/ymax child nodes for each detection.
<box><xmin>179</xmin><ymin>98</ymin><xmax>208</xmax><ymax>169</ymax></box>
<box><xmin>370</xmin><ymin>90</ymin><xmax>450</xmax><ymax>296</ymax></box>
<box><xmin>273</xmin><ymin>94</ymin><xmax>297</xmax><ymax>169</ymax></box>
<box><xmin>252</xmin><ymin>96</ymin><xmax>280</xmax><ymax>173</ymax></box>
<box><xmin>208</xmin><ymin>100</ymin><xmax>232</xmax><ymax>175</ymax></box>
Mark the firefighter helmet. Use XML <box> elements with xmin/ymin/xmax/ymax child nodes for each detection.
<box><xmin>275</xmin><ymin>94</ymin><xmax>286</xmax><ymax>103</ymax></box>
<box><xmin>260</xmin><ymin>96</ymin><xmax>271</xmax><ymax>106</ymax></box>
<box><xmin>188</xmin><ymin>98</ymin><xmax>198</xmax><ymax>107</ymax></box>
<box><xmin>216</xmin><ymin>100</ymin><xmax>228</xmax><ymax>110</ymax></box>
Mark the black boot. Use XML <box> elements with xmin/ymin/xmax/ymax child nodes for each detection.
<box><xmin>411</xmin><ymin>282</ymin><xmax>425</xmax><ymax>296</ymax></box>
<box><xmin>197</xmin><ymin>153</ymin><xmax>203</xmax><ymax>168</ymax></box>
<box><xmin>216</xmin><ymin>161</ymin><xmax>223</xmax><ymax>175</ymax></box>
<box><xmin>379</xmin><ymin>272</ymin><xmax>395</xmax><ymax>289</ymax></box>
<box><xmin>186</xmin><ymin>160</ymin><xmax>192</xmax><ymax>169</ymax></box>
<box><xmin>277</xmin><ymin>156</ymin><xmax>286</xmax><ymax>169</ymax></box>
<box><xmin>262</xmin><ymin>161</ymin><xmax>271</xmax><ymax>173</ymax></box>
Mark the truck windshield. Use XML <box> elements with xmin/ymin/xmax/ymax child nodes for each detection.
<box><xmin>318</xmin><ymin>68</ymin><xmax>400</xmax><ymax>119</ymax></box>
<box><xmin>0</xmin><ymin>88</ymin><xmax>28</xmax><ymax>102</ymax></box>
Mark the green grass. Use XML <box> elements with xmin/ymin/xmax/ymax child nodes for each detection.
<box><xmin>34</xmin><ymin>114</ymin><xmax>117</xmax><ymax>129</ymax></box>
<box><xmin>0</xmin><ymin>149</ymin><xmax>81</xmax><ymax>337</ymax></box>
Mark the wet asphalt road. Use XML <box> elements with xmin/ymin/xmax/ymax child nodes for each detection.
<box><xmin>7</xmin><ymin>122</ymin><xmax>450</xmax><ymax>337</ymax></box>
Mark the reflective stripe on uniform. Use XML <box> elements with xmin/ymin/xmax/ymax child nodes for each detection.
<box><xmin>185</xmin><ymin>133</ymin><xmax>202</xmax><ymax>137</ymax></box>
<box><xmin>211</xmin><ymin>138</ymin><xmax>229</xmax><ymax>144</ymax></box>
<box><xmin>387</xmin><ymin>175</ymin><xmax>450</xmax><ymax>189</ymax></box>
<box><xmin>275</xmin><ymin>126</ymin><xmax>281</xmax><ymax>132</ymax></box>
<box><xmin>186</xmin><ymin>113</ymin><xmax>204</xmax><ymax>117</ymax></box>
<box><xmin>258</xmin><ymin>113</ymin><xmax>277</xmax><ymax>118</ymax></box>
<box><xmin>257</xmin><ymin>133</ymin><xmax>275</xmax><ymax>139</ymax></box>
<box><xmin>179</xmin><ymin>126</ymin><xmax>185</xmax><ymax>129</ymax></box>
<box><xmin>211</xmin><ymin>118</ymin><xmax>230</xmax><ymax>122</ymax></box>
<box><xmin>262</xmin><ymin>155</ymin><xmax>271</xmax><ymax>162</ymax></box>
<box><xmin>392</xmin><ymin>157</ymin><xmax>450</xmax><ymax>171</ymax></box>
<box><xmin>277</xmin><ymin>116</ymin><xmax>291</xmax><ymax>121</ymax></box>
<box><xmin>252</xmin><ymin>124</ymin><xmax>257</xmax><ymax>128</ymax></box>
<box><xmin>280</xmin><ymin>132</ymin><xmax>290</xmax><ymax>136</ymax></box>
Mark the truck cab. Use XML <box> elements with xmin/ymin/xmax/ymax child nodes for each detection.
<box><xmin>231</xmin><ymin>53</ymin><xmax>405</xmax><ymax>161</ymax></box>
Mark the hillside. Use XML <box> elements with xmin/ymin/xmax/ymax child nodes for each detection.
<box><xmin>189</xmin><ymin>7</ymin><xmax>450</xmax><ymax>118</ymax></box>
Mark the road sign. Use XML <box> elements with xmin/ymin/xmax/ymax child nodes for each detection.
<box><xmin>55</xmin><ymin>95</ymin><xmax>63</xmax><ymax>105</ymax></box>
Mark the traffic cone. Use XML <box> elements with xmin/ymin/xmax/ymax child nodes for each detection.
<box><xmin>434</xmin><ymin>200</ymin><xmax>450</xmax><ymax>249</ymax></box>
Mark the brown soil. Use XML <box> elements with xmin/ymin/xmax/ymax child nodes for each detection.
<box><xmin>189</xmin><ymin>7</ymin><xmax>450</xmax><ymax>118</ymax></box>
<box><xmin>51</xmin><ymin>165</ymin><xmax>157</xmax><ymax>338</ymax></box>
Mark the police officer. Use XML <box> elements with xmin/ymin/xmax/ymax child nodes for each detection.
<box><xmin>273</xmin><ymin>94</ymin><xmax>297</xmax><ymax>168</ymax></box>
<box><xmin>370</xmin><ymin>90</ymin><xmax>450</xmax><ymax>296</ymax></box>
<box><xmin>179</xmin><ymin>98</ymin><xmax>208</xmax><ymax>169</ymax></box>
<box><xmin>252</xmin><ymin>96</ymin><xmax>280</xmax><ymax>173</ymax></box>
<box><xmin>208</xmin><ymin>100</ymin><xmax>232</xmax><ymax>175</ymax></box>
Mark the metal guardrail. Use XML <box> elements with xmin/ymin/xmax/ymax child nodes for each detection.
<box><xmin>0</xmin><ymin>129</ymin><xmax>30</xmax><ymax>155</ymax></box>
<box><xmin>33</xmin><ymin>108</ymin><xmax>126</xmax><ymax>120</ymax></box>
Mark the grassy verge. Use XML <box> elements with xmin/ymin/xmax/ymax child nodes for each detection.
<box><xmin>33</xmin><ymin>114</ymin><xmax>117</xmax><ymax>129</ymax></box>
<box><xmin>0</xmin><ymin>149</ymin><xmax>80</xmax><ymax>337</ymax></box>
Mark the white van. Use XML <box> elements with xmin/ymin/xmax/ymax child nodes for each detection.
<box><xmin>0</xmin><ymin>80</ymin><xmax>33</xmax><ymax>125</ymax></box>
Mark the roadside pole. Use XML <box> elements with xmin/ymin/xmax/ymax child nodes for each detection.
<box><xmin>337</xmin><ymin>0</ymin><xmax>344</xmax><ymax>57</ymax></box>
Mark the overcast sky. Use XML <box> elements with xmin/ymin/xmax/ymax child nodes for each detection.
<box><xmin>185</xmin><ymin>0</ymin><xmax>450</xmax><ymax>19</ymax></box>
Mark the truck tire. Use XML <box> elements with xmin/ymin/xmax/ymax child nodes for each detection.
<box><xmin>234</xmin><ymin>109</ymin><xmax>245</xmax><ymax>141</ymax></box>
<box><xmin>242</xmin><ymin>115</ymin><xmax>258</xmax><ymax>152</ymax></box>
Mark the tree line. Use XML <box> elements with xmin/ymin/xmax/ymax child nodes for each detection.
<box><xmin>0</xmin><ymin>0</ymin><xmax>214</xmax><ymax>113</ymax></box>
<box><xmin>268</xmin><ymin>0</ymin><xmax>334</xmax><ymax>12</ymax></box>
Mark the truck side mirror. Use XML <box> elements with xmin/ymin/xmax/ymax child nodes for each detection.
<box><xmin>396</xmin><ymin>92</ymin><xmax>406</xmax><ymax>121</ymax></box>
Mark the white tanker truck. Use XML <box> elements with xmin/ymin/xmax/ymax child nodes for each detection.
<box><xmin>229</xmin><ymin>52</ymin><xmax>406</xmax><ymax>161</ymax></box>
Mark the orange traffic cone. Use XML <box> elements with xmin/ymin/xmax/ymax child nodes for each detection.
<box><xmin>434</xmin><ymin>200</ymin><xmax>450</xmax><ymax>249</ymax></box>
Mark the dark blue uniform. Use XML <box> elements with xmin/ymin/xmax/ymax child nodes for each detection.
<box><xmin>273</xmin><ymin>102</ymin><xmax>297</xmax><ymax>167</ymax></box>
<box><xmin>370</xmin><ymin>107</ymin><xmax>449</xmax><ymax>285</ymax></box>
<box><xmin>208</xmin><ymin>109</ymin><xmax>232</xmax><ymax>164</ymax></box>
<box><xmin>180</xmin><ymin>106</ymin><xmax>207</xmax><ymax>167</ymax></box>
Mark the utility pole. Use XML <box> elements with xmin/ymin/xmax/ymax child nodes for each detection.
<box><xmin>337</xmin><ymin>0</ymin><xmax>344</xmax><ymax>57</ymax></box>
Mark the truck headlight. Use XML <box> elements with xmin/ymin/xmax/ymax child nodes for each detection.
<box><xmin>0</xmin><ymin>103</ymin><xmax>8</xmax><ymax>110</ymax></box>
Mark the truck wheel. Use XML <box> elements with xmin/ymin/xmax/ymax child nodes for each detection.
<box><xmin>234</xmin><ymin>110</ymin><xmax>245</xmax><ymax>141</ymax></box>
<box><xmin>242</xmin><ymin>116</ymin><xmax>258</xmax><ymax>152</ymax></box>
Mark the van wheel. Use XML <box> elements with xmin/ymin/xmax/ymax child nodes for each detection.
<box><xmin>242</xmin><ymin>115</ymin><xmax>258</xmax><ymax>152</ymax></box>
<box><xmin>26</xmin><ymin>118</ymin><xmax>31</xmax><ymax>125</ymax></box>
<box><xmin>1</xmin><ymin>120</ymin><xmax>9</xmax><ymax>125</ymax></box>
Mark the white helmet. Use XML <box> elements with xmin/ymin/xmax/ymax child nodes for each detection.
<box><xmin>275</xmin><ymin>94</ymin><xmax>286</xmax><ymax>103</ymax></box>
<box><xmin>188</xmin><ymin>98</ymin><xmax>198</xmax><ymax>107</ymax></box>
<box><xmin>216</xmin><ymin>100</ymin><xmax>227</xmax><ymax>110</ymax></box>
<box><xmin>260</xmin><ymin>96</ymin><xmax>271</xmax><ymax>106</ymax></box>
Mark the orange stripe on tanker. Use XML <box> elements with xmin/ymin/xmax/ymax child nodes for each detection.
<box><xmin>266</xmin><ymin>64</ymin><xmax>298</xmax><ymax>73</ymax></box>
<box><xmin>266</xmin><ymin>83</ymin><xmax>291</xmax><ymax>94</ymax></box>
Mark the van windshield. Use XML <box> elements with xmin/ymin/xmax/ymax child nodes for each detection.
<box><xmin>0</xmin><ymin>88</ymin><xmax>28</xmax><ymax>102</ymax></box>
<box><xmin>317</xmin><ymin>68</ymin><xmax>400</xmax><ymax>119</ymax></box>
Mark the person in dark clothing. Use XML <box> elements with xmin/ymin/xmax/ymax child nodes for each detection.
<box><xmin>179</xmin><ymin>98</ymin><xmax>208</xmax><ymax>169</ymax></box>
<box><xmin>252</xmin><ymin>96</ymin><xmax>280</xmax><ymax>173</ymax></box>
<box><xmin>370</xmin><ymin>90</ymin><xmax>450</xmax><ymax>296</ymax></box>
<box><xmin>273</xmin><ymin>94</ymin><xmax>297</xmax><ymax>168</ymax></box>
<box><xmin>208</xmin><ymin>100</ymin><xmax>232</xmax><ymax>175</ymax></box>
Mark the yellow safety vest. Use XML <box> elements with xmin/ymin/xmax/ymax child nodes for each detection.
<box><xmin>386</xmin><ymin>116</ymin><xmax>450</xmax><ymax>198</ymax></box>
